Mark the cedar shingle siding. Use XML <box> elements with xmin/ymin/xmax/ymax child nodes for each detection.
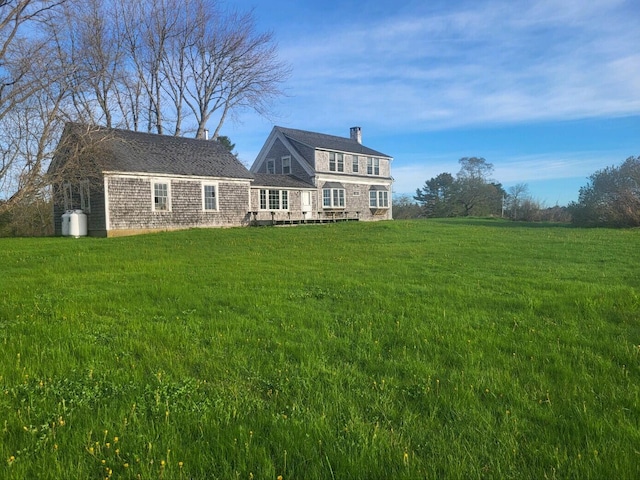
<box><xmin>250</xmin><ymin>126</ymin><xmax>393</xmax><ymax>223</ymax></box>
<box><xmin>49</xmin><ymin>124</ymin><xmax>253</xmax><ymax>237</ymax></box>
<box><xmin>49</xmin><ymin>123</ymin><xmax>393</xmax><ymax>236</ymax></box>
<box><xmin>106</xmin><ymin>177</ymin><xmax>250</xmax><ymax>233</ymax></box>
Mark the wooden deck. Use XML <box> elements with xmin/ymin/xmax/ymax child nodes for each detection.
<box><xmin>249</xmin><ymin>212</ymin><xmax>360</xmax><ymax>226</ymax></box>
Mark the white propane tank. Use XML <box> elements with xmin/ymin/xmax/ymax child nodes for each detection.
<box><xmin>69</xmin><ymin>210</ymin><xmax>87</xmax><ymax>237</ymax></box>
<box><xmin>61</xmin><ymin>211</ymin><xmax>72</xmax><ymax>236</ymax></box>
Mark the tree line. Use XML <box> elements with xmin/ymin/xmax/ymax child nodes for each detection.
<box><xmin>568</xmin><ymin>156</ymin><xmax>640</xmax><ymax>227</ymax></box>
<box><xmin>0</xmin><ymin>0</ymin><xmax>288</xmax><ymax>235</ymax></box>
<box><xmin>407</xmin><ymin>156</ymin><xmax>570</xmax><ymax>222</ymax></box>
<box><xmin>396</xmin><ymin>155</ymin><xmax>639</xmax><ymax>227</ymax></box>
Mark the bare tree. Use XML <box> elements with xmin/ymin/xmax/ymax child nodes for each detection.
<box><xmin>1</xmin><ymin>0</ymin><xmax>72</xmax><ymax>215</ymax></box>
<box><xmin>1</xmin><ymin>1</ymin><xmax>68</xmax><ymax>122</ymax></box>
<box><xmin>117</xmin><ymin>0</ymin><xmax>181</xmax><ymax>134</ymax></box>
<box><xmin>183</xmin><ymin>4</ymin><xmax>290</xmax><ymax>139</ymax></box>
<box><xmin>1</xmin><ymin>0</ymin><xmax>290</xmax><ymax>235</ymax></box>
<box><xmin>506</xmin><ymin>183</ymin><xmax>529</xmax><ymax>219</ymax></box>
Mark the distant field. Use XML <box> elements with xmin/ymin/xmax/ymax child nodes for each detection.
<box><xmin>1</xmin><ymin>219</ymin><xmax>638</xmax><ymax>479</ymax></box>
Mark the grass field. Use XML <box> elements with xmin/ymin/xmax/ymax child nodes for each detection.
<box><xmin>1</xmin><ymin>219</ymin><xmax>639</xmax><ymax>479</ymax></box>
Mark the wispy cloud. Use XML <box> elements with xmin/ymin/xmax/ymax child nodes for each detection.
<box><xmin>276</xmin><ymin>0</ymin><xmax>640</xmax><ymax>132</ymax></box>
<box><xmin>392</xmin><ymin>150</ymin><xmax>625</xmax><ymax>197</ymax></box>
<box><xmin>225</xmin><ymin>0</ymin><xmax>638</xmax><ymax>205</ymax></box>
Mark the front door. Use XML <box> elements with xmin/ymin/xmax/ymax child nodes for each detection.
<box><xmin>301</xmin><ymin>191</ymin><xmax>312</xmax><ymax>213</ymax></box>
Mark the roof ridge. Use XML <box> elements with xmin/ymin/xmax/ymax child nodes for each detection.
<box><xmin>274</xmin><ymin>125</ymin><xmax>391</xmax><ymax>158</ymax></box>
<box><xmin>67</xmin><ymin>122</ymin><xmax>217</xmax><ymax>145</ymax></box>
<box><xmin>276</xmin><ymin>126</ymin><xmax>354</xmax><ymax>142</ymax></box>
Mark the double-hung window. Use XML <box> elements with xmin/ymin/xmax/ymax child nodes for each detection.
<box><xmin>153</xmin><ymin>181</ymin><xmax>170</xmax><ymax>211</ymax></box>
<box><xmin>282</xmin><ymin>156</ymin><xmax>291</xmax><ymax>174</ymax></box>
<box><xmin>323</xmin><ymin>188</ymin><xmax>345</xmax><ymax>208</ymax></box>
<box><xmin>369</xmin><ymin>189</ymin><xmax>389</xmax><ymax>208</ymax></box>
<box><xmin>266</xmin><ymin>159</ymin><xmax>275</xmax><ymax>174</ymax></box>
<box><xmin>260</xmin><ymin>189</ymin><xmax>288</xmax><ymax>210</ymax></box>
<box><xmin>367</xmin><ymin>157</ymin><xmax>380</xmax><ymax>175</ymax></box>
<box><xmin>352</xmin><ymin>155</ymin><xmax>359</xmax><ymax>173</ymax></box>
<box><xmin>329</xmin><ymin>152</ymin><xmax>344</xmax><ymax>172</ymax></box>
<box><xmin>203</xmin><ymin>183</ymin><xmax>217</xmax><ymax>211</ymax></box>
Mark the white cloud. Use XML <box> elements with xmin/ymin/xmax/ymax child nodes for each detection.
<box><xmin>274</xmin><ymin>0</ymin><xmax>640</xmax><ymax>132</ymax></box>
<box><xmin>223</xmin><ymin>0</ymin><xmax>639</xmax><ymax>208</ymax></box>
<box><xmin>392</xmin><ymin>150</ymin><xmax>625</xmax><ymax>196</ymax></box>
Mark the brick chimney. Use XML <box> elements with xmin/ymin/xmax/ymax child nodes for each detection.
<box><xmin>350</xmin><ymin>126</ymin><xmax>362</xmax><ymax>144</ymax></box>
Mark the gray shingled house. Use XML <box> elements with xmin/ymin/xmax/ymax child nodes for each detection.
<box><xmin>250</xmin><ymin>126</ymin><xmax>393</xmax><ymax>223</ymax></box>
<box><xmin>50</xmin><ymin>124</ymin><xmax>394</xmax><ymax>236</ymax></box>
<box><xmin>49</xmin><ymin>124</ymin><xmax>253</xmax><ymax>237</ymax></box>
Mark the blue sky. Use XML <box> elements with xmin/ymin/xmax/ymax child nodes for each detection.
<box><xmin>223</xmin><ymin>0</ymin><xmax>640</xmax><ymax>206</ymax></box>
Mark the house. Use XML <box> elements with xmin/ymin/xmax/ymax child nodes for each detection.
<box><xmin>249</xmin><ymin>126</ymin><xmax>393</xmax><ymax>223</ymax></box>
<box><xmin>49</xmin><ymin>124</ymin><xmax>393</xmax><ymax>236</ymax></box>
<box><xmin>48</xmin><ymin>124</ymin><xmax>253</xmax><ymax>237</ymax></box>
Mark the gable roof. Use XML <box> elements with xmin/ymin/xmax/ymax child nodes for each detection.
<box><xmin>275</xmin><ymin>126</ymin><xmax>391</xmax><ymax>158</ymax></box>
<box><xmin>52</xmin><ymin>123</ymin><xmax>252</xmax><ymax>179</ymax></box>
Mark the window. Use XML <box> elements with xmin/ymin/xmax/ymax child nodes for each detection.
<box><xmin>203</xmin><ymin>183</ymin><xmax>217</xmax><ymax>210</ymax></box>
<box><xmin>269</xmin><ymin>190</ymin><xmax>280</xmax><ymax>209</ymax></box>
<box><xmin>282</xmin><ymin>156</ymin><xmax>291</xmax><ymax>174</ymax></box>
<box><xmin>329</xmin><ymin>152</ymin><xmax>344</xmax><ymax>172</ymax></box>
<box><xmin>79</xmin><ymin>180</ymin><xmax>91</xmax><ymax>213</ymax></box>
<box><xmin>323</xmin><ymin>188</ymin><xmax>345</xmax><ymax>208</ymax></box>
<box><xmin>63</xmin><ymin>183</ymin><xmax>73</xmax><ymax>210</ymax></box>
<box><xmin>367</xmin><ymin>157</ymin><xmax>380</xmax><ymax>175</ymax></box>
<box><xmin>266</xmin><ymin>159</ymin><xmax>275</xmax><ymax>174</ymax></box>
<box><xmin>260</xmin><ymin>189</ymin><xmax>266</xmax><ymax>209</ymax></box>
<box><xmin>153</xmin><ymin>181</ymin><xmax>170</xmax><ymax>211</ymax></box>
<box><xmin>353</xmin><ymin>190</ymin><xmax>360</xmax><ymax>197</ymax></box>
<box><xmin>369</xmin><ymin>190</ymin><xmax>389</xmax><ymax>208</ymax></box>
<box><xmin>352</xmin><ymin>155</ymin><xmax>359</xmax><ymax>173</ymax></box>
<box><xmin>260</xmin><ymin>189</ymin><xmax>288</xmax><ymax>210</ymax></box>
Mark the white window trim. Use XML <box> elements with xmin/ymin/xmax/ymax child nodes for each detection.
<box><xmin>329</xmin><ymin>152</ymin><xmax>344</xmax><ymax>172</ymax></box>
<box><xmin>369</xmin><ymin>190</ymin><xmax>389</xmax><ymax>208</ymax></box>
<box><xmin>259</xmin><ymin>189</ymin><xmax>289</xmax><ymax>210</ymax></box>
<box><xmin>266</xmin><ymin>159</ymin><xmax>275</xmax><ymax>174</ymax></box>
<box><xmin>281</xmin><ymin>156</ymin><xmax>291</xmax><ymax>174</ymax></box>
<box><xmin>367</xmin><ymin>157</ymin><xmax>380</xmax><ymax>176</ymax></box>
<box><xmin>352</xmin><ymin>155</ymin><xmax>359</xmax><ymax>173</ymax></box>
<box><xmin>202</xmin><ymin>182</ymin><xmax>219</xmax><ymax>211</ymax></box>
<box><xmin>152</xmin><ymin>180</ymin><xmax>171</xmax><ymax>212</ymax></box>
<box><xmin>322</xmin><ymin>188</ymin><xmax>345</xmax><ymax>208</ymax></box>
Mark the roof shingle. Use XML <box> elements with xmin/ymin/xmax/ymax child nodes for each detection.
<box><xmin>276</xmin><ymin>126</ymin><xmax>390</xmax><ymax>158</ymax></box>
<box><xmin>58</xmin><ymin>124</ymin><xmax>253</xmax><ymax>179</ymax></box>
<box><xmin>251</xmin><ymin>173</ymin><xmax>315</xmax><ymax>189</ymax></box>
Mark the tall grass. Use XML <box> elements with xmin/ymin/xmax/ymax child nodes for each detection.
<box><xmin>1</xmin><ymin>219</ymin><xmax>639</xmax><ymax>479</ymax></box>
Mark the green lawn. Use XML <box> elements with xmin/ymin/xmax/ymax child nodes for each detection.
<box><xmin>1</xmin><ymin>219</ymin><xmax>639</xmax><ymax>479</ymax></box>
